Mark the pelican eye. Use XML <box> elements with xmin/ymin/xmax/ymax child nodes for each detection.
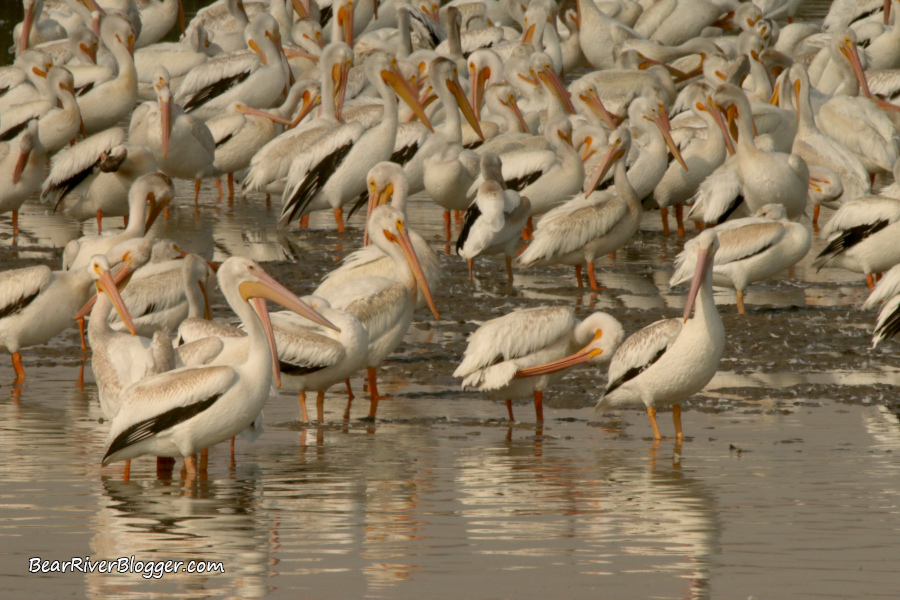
<box><xmin>396</xmin><ymin>219</ymin><xmax>405</xmax><ymax>233</ymax></box>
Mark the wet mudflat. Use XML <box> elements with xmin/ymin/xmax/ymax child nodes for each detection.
<box><xmin>2</xmin><ymin>179</ymin><xmax>900</xmax><ymax>599</ymax></box>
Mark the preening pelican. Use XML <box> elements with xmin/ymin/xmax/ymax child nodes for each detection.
<box><xmin>454</xmin><ymin>307</ymin><xmax>623</xmax><ymax>421</ymax></box>
<box><xmin>597</xmin><ymin>229</ymin><xmax>725</xmax><ymax>441</ymax></box>
<box><xmin>671</xmin><ymin>204</ymin><xmax>811</xmax><ymax>314</ymax></box>
<box><xmin>101</xmin><ymin>257</ymin><xmax>339</xmax><ymax>475</ymax></box>
<box><xmin>0</xmin><ymin>121</ymin><xmax>46</xmax><ymax>240</ymax></box>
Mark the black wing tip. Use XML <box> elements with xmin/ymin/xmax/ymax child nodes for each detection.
<box><xmin>456</xmin><ymin>202</ymin><xmax>481</xmax><ymax>255</ymax></box>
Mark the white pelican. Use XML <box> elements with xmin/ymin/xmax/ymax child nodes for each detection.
<box><xmin>0</xmin><ymin>121</ymin><xmax>46</xmax><ymax>241</ymax></box>
<box><xmin>134</xmin><ymin>0</ymin><xmax>184</xmax><ymax>48</ymax></box>
<box><xmin>454</xmin><ymin>307</ymin><xmax>623</xmax><ymax>422</ymax></box>
<box><xmin>671</xmin><ymin>204</ymin><xmax>810</xmax><ymax>314</ymax></box>
<box><xmin>279</xmin><ymin>53</ymin><xmax>432</xmax><ymax>230</ymax></box>
<box><xmin>422</xmin><ymin>57</ymin><xmax>485</xmax><ymax>236</ymax></box>
<box><xmin>76</xmin><ymin>14</ymin><xmax>138</xmax><ymax>135</ymax></box>
<box><xmin>812</xmin><ymin>195</ymin><xmax>900</xmax><ymax>290</ymax></box>
<box><xmin>653</xmin><ymin>83</ymin><xmax>728</xmax><ymax>237</ymax></box>
<box><xmin>129</xmin><ymin>66</ymin><xmax>216</xmax><ymax>204</ymax></box>
<box><xmin>689</xmin><ymin>84</ymin><xmax>809</xmax><ymax>224</ymax></box>
<box><xmin>14</xmin><ymin>0</ymin><xmax>67</xmax><ymax>54</ymax></box>
<box><xmin>316</xmin><ymin>162</ymin><xmax>442</xmax><ymax>308</ymax></box>
<box><xmin>457</xmin><ymin>154</ymin><xmax>530</xmax><ymax>281</ymax></box>
<box><xmin>101</xmin><ymin>256</ymin><xmax>339</xmax><ymax>475</ymax></box>
<box><xmin>269</xmin><ymin>298</ymin><xmax>369</xmax><ymax>423</ymax></box>
<box><xmin>788</xmin><ymin>63</ymin><xmax>870</xmax><ymax>221</ymax></box>
<box><xmin>184</xmin><ymin>0</ymin><xmax>251</xmax><ymax>53</ymax></box>
<box><xmin>61</xmin><ymin>172</ymin><xmax>173</xmax><ymax>272</ymax></box>
<box><xmin>42</xmin><ymin>129</ymin><xmax>158</xmax><ymax>231</ymax></box>
<box><xmin>0</xmin><ymin>51</ymin><xmax>54</xmax><ymax>113</ymax></box>
<box><xmin>596</xmin><ymin>229</ymin><xmax>725</xmax><ymax>441</ymax></box>
<box><xmin>135</xmin><ymin>24</ymin><xmax>218</xmax><ymax>99</ymax></box>
<box><xmin>0</xmin><ymin>66</ymin><xmax>83</xmax><ymax>154</ymax></box>
<box><xmin>518</xmin><ymin>128</ymin><xmax>642</xmax><ymax>291</ymax></box>
<box><xmin>0</xmin><ymin>235</ymin><xmax>136</xmax><ymax>382</ymax></box>
<box><xmin>174</xmin><ymin>13</ymin><xmax>289</xmax><ymax>122</ymax></box>
<box><xmin>81</xmin><ymin>240</ymin><xmax>175</xmax><ymax>419</ymax></box>
<box><xmin>823</xmin><ymin>0</ymin><xmax>889</xmax><ymax>32</ymax></box>
<box><xmin>317</xmin><ymin>204</ymin><xmax>439</xmax><ymax>415</ymax></box>
<box><xmin>816</xmin><ymin>28</ymin><xmax>900</xmax><ymax>179</ymax></box>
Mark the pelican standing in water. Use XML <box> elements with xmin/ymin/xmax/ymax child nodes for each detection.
<box><xmin>0</xmin><ymin>121</ymin><xmax>46</xmax><ymax>240</ymax></box>
<box><xmin>101</xmin><ymin>257</ymin><xmax>339</xmax><ymax>475</ymax></box>
<box><xmin>596</xmin><ymin>229</ymin><xmax>725</xmax><ymax>441</ymax></box>
<box><xmin>317</xmin><ymin>205</ymin><xmax>440</xmax><ymax>416</ymax></box>
<box><xmin>454</xmin><ymin>308</ymin><xmax>623</xmax><ymax>421</ymax></box>
<box><xmin>670</xmin><ymin>204</ymin><xmax>810</xmax><ymax>314</ymax></box>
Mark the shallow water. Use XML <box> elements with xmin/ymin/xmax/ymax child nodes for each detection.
<box><xmin>4</xmin><ymin>0</ymin><xmax>900</xmax><ymax>598</ymax></box>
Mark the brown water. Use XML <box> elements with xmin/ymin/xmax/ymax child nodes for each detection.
<box><xmin>4</xmin><ymin>1</ymin><xmax>900</xmax><ymax>598</ymax></box>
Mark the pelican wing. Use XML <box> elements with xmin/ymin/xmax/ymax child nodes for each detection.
<box><xmin>117</xmin><ymin>270</ymin><xmax>184</xmax><ymax>321</ymax></box>
<box><xmin>0</xmin><ymin>266</ymin><xmax>51</xmax><ymax>320</ymax></box>
<box><xmin>454</xmin><ymin>306</ymin><xmax>576</xmax><ymax>378</ymax></box>
<box><xmin>0</xmin><ymin>99</ymin><xmax>52</xmax><ymax>141</ymax></box>
<box><xmin>601</xmin><ymin>318</ymin><xmax>682</xmax><ymax>399</ymax></box>
<box><xmin>688</xmin><ymin>158</ymin><xmax>743</xmax><ymax>224</ymax></box>
<box><xmin>328</xmin><ymin>277</ymin><xmax>408</xmax><ymax>342</ymax></box>
<box><xmin>177</xmin><ymin>336</ymin><xmax>226</xmax><ymax>367</ymax></box>
<box><xmin>242</xmin><ymin>120</ymin><xmax>338</xmax><ymax>192</ymax></box>
<box><xmin>269</xmin><ymin>312</ymin><xmax>346</xmax><ymax>375</ymax></box>
<box><xmin>814</xmin><ymin>197</ymin><xmax>900</xmax><ymax>267</ymax></box>
<box><xmin>817</xmin><ymin>98</ymin><xmax>899</xmax><ymax>171</ymax></box>
<box><xmin>175</xmin><ymin>51</ymin><xmax>260</xmax><ymax>113</ymax></box>
<box><xmin>177</xmin><ymin>317</ymin><xmax>246</xmax><ymax>345</ymax></box>
<box><xmin>518</xmin><ymin>193</ymin><xmax>625</xmax><ymax>267</ymax></box>
<box><xmin>391</xmin><ymin>122</ymin><xmax>430</xmax><ymax>166</ymax></box>
<box><xmin>42</xmin><ymin>128</ymin><xmax>126</xmax><ymax>207</ymax></box>
<box><xmin>863</xmin><ymin>263</ymin><xmax>900</xmax><ymax>310</ymax></box>
<box><xmin>500</xmin><ymin>149</ymin><xmax>557</xmax><ymax>192</ymax></box>
<box><xmin>279</xmin><ymin>122</ymin><xmax>364</xmax><ymax>226</ymax></box>
<box><xmin>207</xmin><ymin>113</ymin><xmax>248</xmax><ymax>147</ymax></box>
<box><xmin>102</xmin><ymin>365</ymin><xmax>237</xmax><ymax>463</ymax></box>
<box><xmin>873</xmin><ymin>294</ymin><xmax>900</xmax><ymax>347</ymax></box>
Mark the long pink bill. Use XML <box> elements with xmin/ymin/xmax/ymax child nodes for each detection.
<box><xmin>392</xmin><ymin>225</ymin><xmax>439</xmax><ymax>320</ymax></box>
<box><xmin>538</xmin><ymin>68</ymin><xmax>577</xmax><ymax>115</ymax></box>
<box><xmin>75</xmin><ymin>259</ymin><xmax>138</xmax><ymax>321</ymax></box>
<box><xmin>239</xmin><ymin>268</ymin><xmax>340</xmax><ymax>332</ymax></box>
<box><xmin>648</xmin><ymin>112</ymin><xmax>687</xmax><ymax>171</ymax></box>
<box><xmin>515</xmin><ymin>346</ymin><xmax>602</xmax><ymax>378</ymax></box>
<box><xmin>96</xmin><ymin>268</ymin><xmax>137</xmax><ymax>335</ymax></box>
<box><xmin>683</xmin><ymin>248</ymin><xmax>711</xmax><ymax>322</ymax></box>
<box><xmin>250</xmin><ymin>297</ymin><xmax>281</xmax><ymax>388</ymax></box>
<box><xmin>12</xmin><ymin>148</ymin><xmax>30</xmax><ymax>184</ymax></box>
<box><xmin>708</xmin><ymin>98</ymin><xmax>736</xmax><ymax>155</ymax></box>
<box><xmin>585</xmin><ymin>141</ymin><xmax>624</xmax><ymax>193</ymax></box>
<box><xmin>19</xmin><ymin>5</ymin><xmax>35</xmax><ymax>54</ymax></box>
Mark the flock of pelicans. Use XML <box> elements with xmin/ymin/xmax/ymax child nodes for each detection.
<box><xmin>4</xmin><ymin>0</ymin><xmax>900</xmax><ymax>478</ymax></box>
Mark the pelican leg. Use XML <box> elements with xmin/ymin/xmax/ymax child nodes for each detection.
<box><xmin>316</xmin><ymin>390</ymin><xmax>325</xmax><ymax>423</ymax></box>
<box><xmin>123</xmin><ymin>459</ymin><xmax>130</xmax><ymax>481</ymax></box>
<box><xmin>184</xmin><ymin>454</ymin><xmax>197</xmax><ymax>475</ymax></box>
<box><xmin>736</xmin><ymin>289</ymin><xmax>746</xmax><ymax>314</ymax></box>
<box><xmin>199</xmin><ymin>448</ymin><xmax>208</xmax><ymax>472</ymax></box>
<box><xmin>215</xmin><ymin>178</ymin><xmax>223</xmax><ymax>202</ymax></box>
<box><xmin>230</xmin><ymin>437</ymin><xmax>235</xmax><ymax>465</ymax></box>
<box><xmin>876</xmin><ymin>272</ymin><xmax>883</xmax><ymax>282</ymax></box>
<box><xmin>660</xmin><ymin>206</ymin><xmax>670</xmax><ymax>236</ymax></box>
<box><xmin>12</xmin><ymin>210</ymin><xmax>19</xmax><ymax>240</ymax></box>
<box><xmin>227</xmin><ymin>173</ymin><xmax>235</xmax><ymax>199</ymax></box>
<box><xmin>12</xmin><ymin>352</ymin><xmax>25</xmax><ymax>382</ymax></box>
<box><xmin>587</xmin><ymin>262</ymin><xmax>600</xmax><ymax>291</ymax></box>
<box><xmin>534</xmin><ymin>390</ymin><xmax>544</xmax><ymax>422</ymax></box>
<box><xmin>675</xmin><ymin>205</ymin><xmax>686</xmax><ymax>238</ymax></box>
<box><xmin>345</xmin><ymin>378</ymin><xmax>354</xmax><ymax>400</ymax></box>
<box><xmin>467</xmin><ymin>258</ymin><xmax>474</xmax><ymax>280</ymax></box>
<box><xmin>693</xmin><ymin>220</ymin><xmax>704</xmax><ymax>231</ymax></box>
<box><xmin>123</xmin><ymin>215</ymin><xmax>129</xmax><ymax>228</ymax></box>
<box><xmin>674</xmin><ymin>404</ymin><xmax>683</xmax><ymax>441</ymax></box>
<box><xmin>96</xmin><ymin>209</ymin><xmax>103</xmax><ymax>233</ymax></box>
<box><xmin>522</xmin><ymin>216</ymin><xmax>534</xmax><ymax>240</ymax></box>
<box><xmin>300</xmin><ymin>214</ymin><xmax>309</xmax><ymax>229</ymax></box>
<box><xmin>813</xmin><ymin>204</ymin><xmax>820</xmax><ymax>230</ymax></box>
<box><xmin>333</xmin><ymin>207</ymin><xmax>345</xmax><ymax>232</ymax></box>
<box><xmin>77</xmin><ymin>318</ymin><xmax>88</xmax><ymax>351</ymax></box>
<box><xmin>505</xmin><ymin>255</ymin><xmax>514</xmax><ymax>283</ymax></box>
<box><xmin>298</xmin><ymin>390</ymin><xmax>309</xmax><ymax>422</ymax></box>
<box><xmin>367</xmin><ymin>367</ymin><xmax>384</xmax><ymax>418</ymax></box>
<box><xmin>157</xmin><ymin>456</ymin><xmax>175</xmax><ymax>473</ymax></box>
<box><xmin>444</xmin><ymin>211</ymin><xmax>451</xmax><ymax>241</ymax></box>
<box><xmin>647</xmin><ymin>405</ymin><xmax>663</xmax><ymax>440</ymax></box>
<box><xmin>867</xmin><ymin>273</ymin><xmax>876</xmax><ymax>291</ymax></box>
<box><xmin>506</xmin><ymin>399</ymin><xmax>515</xmax><ymax>421</ymax></box>
<box><xmin>575</xmin><ymin>264</ymin><xmax>584</xmax><ymax>287</ymax></box>
<box><xmin>193</xmin><ymin>179</ymin><xmax>202</xmax><ymax>205</ymax></box>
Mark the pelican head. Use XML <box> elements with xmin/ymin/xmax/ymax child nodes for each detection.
<box><xmin>71</xmin><ymin>27</ymin><xmax>98</xmax><ymax>64</ymax></box>
<box><xmin>478</xmin><ymin>151</ymin><xmax>504</xmax><ymax>187</ymax></box>
<box><xmin>88</xmin><ymin>255</ymin><xmax>138</xmax><ymax>335</ymax></box>
<box><xmin>585</xmin><ymin>126</ymin><xmax>631</xmax><ymax>194</ymax></box>
<box><xmin>430</xmin><ymin>57</ymin><xmax>483</xmax><ymax>139</ymax></box>
<box><xmin>531</xmin><ymin>52</ymin><xmax>575</xmax><ymax>115</ymax></box>
<box><xmin>128</xmin><ymin>172</ymin><xmax>175</xmax><ymax>234</ymax></box>
<box><xmin>832</xmin><ymin>27</ymin><xmax>870</xmax><ymax>97</ymax></box>
<box><xmin>222</xmin><ymin>256</ymin><xmax>339</xmax><ymax>387</ymax></box>
<box><xmin>631</xmin><ymin>96</ymin><xmax>687</xmax><ymax>171</ymax></box>
<box><xmin>363</xmin><ymin>161</ymin><xmax>408</xmax><ymax>243</ymax></box>
<box><xmin>320</xmin><ymin>42</ymin><xmax>353</xmax><ymax>120</ymax></box>
<box><xmin>515</xmin><ymin>312</ymin><xmax>623</xmax><ymax>378</ymax></box>
<box><xmin>246</xmin><ymin>13</ymin><xmax>281</xmax><ymax>66</ymax></box>
<box><xmin>485</xmin><ymin>83</ymin><xmax>530</xmax><ymax>134</ymax></box>
<box><xmin>183</xmin><ymin>254</ymin><xmax>212</xmax><ymax>320</ymax></box>
<box><xmin>368</xmin><ymin>205</ymin><xmax>440</xmax><ymax>320</ymax></box>
<box><xmin>468</xmin><ymin>49</ymin><xmax>503</xmax><ymax>120</ymax></box>
<box><xmin>100</xmin><ymin>14</ymin><xmax>135</xmax><ymax>57</ymax></box>
<box><xmin>754</xmin><ymin>203</ymin><xmax>789</xmax><ymax>221</ymax></box>
<box><xmin>683</xmin><ymin>229</ymin><xmax>719</xmax><ymax>322</ymax></box>
<box><xmin>370</xmin><ymin>53</ymin><xmax>433</xmax><ymax>131</ymax></box>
